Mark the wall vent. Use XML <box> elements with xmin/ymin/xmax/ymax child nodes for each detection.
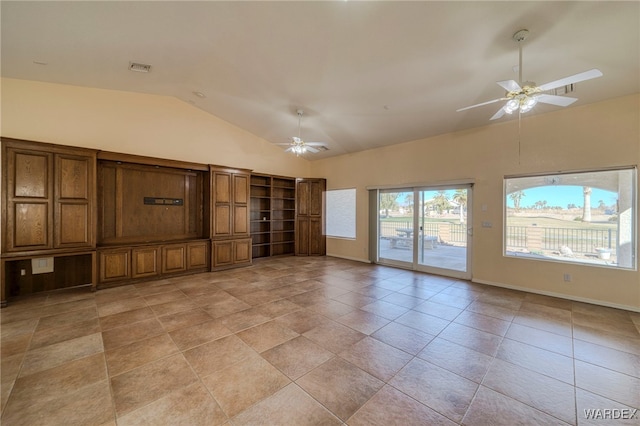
<box><xmin>129</xmin><ymin>62</ymin><xmax>152</xmax><ymax>73</ymax></box>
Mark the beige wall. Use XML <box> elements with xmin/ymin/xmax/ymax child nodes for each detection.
<box><xmin>0</xmin><ymin>78</ymin><xmax>311</xmax><ymax>177</ymax></box>
<box><xmin>311</xmin><ymin>94</ymin><xmax>640</xmax><ymax>311</ymax></box>
<box><xmin>2</xmin><ymin>78</ymin><xmax>638</xmax><ymax>310</ymax></box>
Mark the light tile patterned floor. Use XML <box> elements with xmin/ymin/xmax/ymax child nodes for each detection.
<box><xmin>1</xmin><ymin>256</ymin><xmax>639</xmax><ymax>425</ymax></box>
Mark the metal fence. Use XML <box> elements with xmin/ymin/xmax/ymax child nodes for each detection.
<box><xmin>506</xmin><ymin>226</ymin><xmax>617</xmax><ymax>254</ymax></box>
<box><xmin>543</xmin><ymin>227</ymin><xmax>616</xmax><ymax>254</ymax></box>
<box><xmin>379</xmin><ymin>221</ymin><xmax>467</xmax><ymax>244</ymax></box>
<box><xmin>382</xmin><ymin>222</ymin><xmax>617</xmax><ymax>254</ymax></box>
<box><xmin>506</xmin><ymin>226</ymin><xmax>528</xmax><ymax>248</ymax></box>
<box><xmin>448</xmin><ymin>223</ymin><xmax>467</xmax><ymax>244</ymax></box>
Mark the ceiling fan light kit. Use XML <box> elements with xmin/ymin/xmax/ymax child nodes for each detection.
<box><xmin>457</xmin><ymin>29</ymin><xmax>603</xmax><ymax>121</ymax></box>
<box><xmin>278</xmin><ymin>109</ymin><xmax>328</xmax><ymax>157</ymax></box>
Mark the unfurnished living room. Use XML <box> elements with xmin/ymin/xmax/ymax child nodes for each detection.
<box><xmin>1</xmin><ymin>2</ymin><xmax>639</xmax><ymax>425</ymax></box>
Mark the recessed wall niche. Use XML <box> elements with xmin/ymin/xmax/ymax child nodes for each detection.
<box><xmin>98</xmin><ymin>161</ymin><xmax>205</xmax><ymax>245</ymax></box>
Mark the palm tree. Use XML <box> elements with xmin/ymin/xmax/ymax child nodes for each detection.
<box><xmin>380</xmin><ymin>193</ymin><xmax>399</xmax><ymax>218</ymax></box>
<box><xmin>404</xmin><ymin>193</ymin><xmax>414</xmax><ymax>215</ymax></box>
<box><xmin>452</xmin><ymin>189</ymin><xmax>467</xmax><ymax>223</ymax></box>
<box><xmin>432</xmin><ymin>190</ymin><xmax>450</xmax><ymax>215</ymax></box>
<box><xmin>509</xmin><ymin>190</ymin><xmax>525</xmax><ymax>212</ymax></box>
<box><xmin>582</xmin><ymin>187</ymin><xmax>592</xmax><ymax>222</ymax></box>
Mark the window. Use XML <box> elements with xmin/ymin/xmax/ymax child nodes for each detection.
<box><xmin>326</xmin><ymin>188</ymin><xmax>356</xmax><ymax>239</ymax></box>
<box><xmin>504</xmin><ymin>168</ymin><xmax>636</xmax><ymax>270</ymax></box>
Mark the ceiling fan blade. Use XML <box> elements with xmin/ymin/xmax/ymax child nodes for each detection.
<box><xmin>497</xmin><ymin>80</ymin><xmax>522</xmax><ymax>92</ymax></box>
<box><xmin>305</xmin><ymin>142</ymin><xmax>327</xmax><ymax>146</ymax></box>
<box><xmin>538</xmin><ymin>68</ymin><xmax>603</xmax><ymax>91</ymax></box>
<box><xmin>284</xmin><ymin>146</ymin><xmax>294</xmax><ymax>152</ymax></box>
<box><xmin>490</xmin><ymin>105</ymin><xmax>508</xmax><ymax>120</ymax></box>
<box><xmin>306</xmin><ymin>146</ymin><xmax>320</xmax><ymax>153</ymax></box>
<box><xmin>457</xmin><ymin>97</ymin><xmax>506</xmax><ymax>112</ymax></box>
<box><xmin>535</xmin><ymin>94</ymin><xmax>578</xmax><ymax>107</ymax></box>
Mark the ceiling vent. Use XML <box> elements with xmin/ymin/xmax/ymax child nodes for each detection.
<box><xmin>129</xmin><ymin>62</ymin><xmax>152</xmax><ymax>73</ymax></box>
<box><xmin>553</xmin><ymin>84</ymin><xmax>575</xmax><ymax>96</ymax></box>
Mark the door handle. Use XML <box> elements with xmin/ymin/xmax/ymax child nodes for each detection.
<box><xmin>467</xmin><ymin>227</ymin><xmax>473</xmax><ymax>236</ymax></box>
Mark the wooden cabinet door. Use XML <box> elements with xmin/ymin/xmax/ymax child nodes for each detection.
<box><xmin>232</xmin><ymin>173</ymin><xmax>249</xmax><ymax>235</ymax></box>
<box><xmin>214</xmin><ymin>204</ymin><xmax>232</xmax><ymax>236</ymax></box>
<box><xmin>99</xmin><ymin>249</ymin><xmax>130</xmax><ymax>282</ymax></box>
<box><xmin>212</xmin><ymin>240</ymin><xmax>233</xmax><ymax>267</ymax></box>
<box><xmin>296</xmin><ymin>217</ymin><xmax>310</xmax><ymax>256</ymax></box>
<box><xmin>296</xmin><ymin>180</ymin><xmax>310</xmax><ymax>216</ymax></box>
<box><xmin>162</xmin><ymin>244</ymin><xmax>186</xmax><ymax>274</ymax></box>
<box><xmin>187</xmin><ymin>241</ymin><xmax>209</xmax><ymax>270</ymax></box>
<box><xmin>212</xmin><ymin>171</ymin><xmax>232</xmax><ymax>236</ymax></box>
<box><xmin>234</xmin><ymin>238</ymin><xmax>252</xmax><ymax>265</ymax></box>
<box><xmin>295</xmin><ymin>178</ymin><xmax>326</xmax><ymax>256</ymax></box>
<box><xmin>309</xmin><ymin>180</ymin><xmax>324</xmax><ymax>217</ymax></box>
<box><xmin>212</xmin><ymin>170</ymin><xmax>250</xmax><ymax>237</ymax></box>
<box><xmin>212</xmin><ymin>239</ymin><xmax>251</xmax><ymax>268</ymax></box>
<box><xmin>309</xmin><ymin>217</ymin><xmax>325</xmax><ymax>256</ymax></box>
<box><xmin>233</xmin><ymin>173</ymin><xmax>249</xmax><ymax>204</ymax></box>
<box><xmin>55</xmin><ymin>153</ymin><xmax>94</xmax><ymax>248</ymax></box>
<box><xmin>4</xmin><ymin>147</ymin><xmax>54</xmax><ymax>251</ymax></box>
<box><xmin>132</xmin><ymin>246</ymin><xmax>159</xmax><ymax>278</ymax></box>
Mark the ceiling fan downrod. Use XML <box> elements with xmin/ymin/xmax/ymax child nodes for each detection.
<box><xmin>513</xmin><ymin>29</ymin><xmax>529</xmax><ymax>85</ymax></box>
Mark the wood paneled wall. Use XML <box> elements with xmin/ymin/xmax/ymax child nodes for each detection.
<box><xmin>98</xmin><ymin>161</ymin><xmax>204</xmax><ymax>244</ymax></box>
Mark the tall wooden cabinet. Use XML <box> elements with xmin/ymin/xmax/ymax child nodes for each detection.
<box><xmin>296</xmin><ymin>178</ymin><xmax>326</xmax><ymax>256</ymax></box>
<box><xmin>211</xmin><ymin>166</ymin><xmax>252</xmax><ymax>269</ymax></box>
<box><xmin>1</xmin><ymin>138</ymin><xmax>97</xmax><ymax>305</ymax></box>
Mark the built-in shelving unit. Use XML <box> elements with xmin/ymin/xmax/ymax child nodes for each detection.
<box><xmin>250</xmin><ymin>174</ymin><xmax>296</xmax><ymax>258</ymax></box>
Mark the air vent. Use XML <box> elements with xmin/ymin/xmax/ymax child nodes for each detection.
<box><xmin>553</xmin><ymin>84</ymin><xmax>575</xmax><ymax>96</ymax></box>
<box><xmin>129</xmin><ymin>62</ymin><xmax>152</xmax><ymax>73</ymax></box>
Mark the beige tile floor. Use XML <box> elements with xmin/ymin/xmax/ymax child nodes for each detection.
<box><xmin>1</xmin><ymin>256</ymin><xmax>639</xmax><ymax>425</ymax></box>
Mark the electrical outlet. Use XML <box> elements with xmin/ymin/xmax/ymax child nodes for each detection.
<box><xmin>563</xmin><ymin>273</ymin><xmax>571</xmax><ymax>282</ymax></box>
<box><xmin>481</xmin><ymin>221</ymin><xmax>492</xmax><ymax>228</ymax></box>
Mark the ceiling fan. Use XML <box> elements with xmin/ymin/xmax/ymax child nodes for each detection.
<box><xmin>278</xmin><ymin>109</ymin><xmax>328</xmax><ymax>156</ymax></box>
<box><xmin>457</xmin><ymin>29</ymin><xmax>603</xmax><ymax>120</ymax></box>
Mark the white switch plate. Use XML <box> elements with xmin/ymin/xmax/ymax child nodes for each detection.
<box><xmin>31</xmin><ymin>257</ymin><xmax>54</xmax><ymax>274</ymax></box>
<box><xmin>481</xmin><ymin>221</ymin><xmax>492</xmax><ymax>228</ymax></box>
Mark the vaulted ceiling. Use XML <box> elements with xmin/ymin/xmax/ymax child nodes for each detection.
<box><xmin>2</xmin><ymin>1</ymin><xmax>638</xmax><ymax>159</ymax></box>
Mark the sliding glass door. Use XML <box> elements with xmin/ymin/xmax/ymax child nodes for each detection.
<box><xmin>377</xmin><ymin>185</ymin><xmax>472</xmax><ymax>279</ymax></box>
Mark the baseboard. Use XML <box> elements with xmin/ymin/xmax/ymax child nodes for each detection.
<box><xmin>472</xmin><ymin>278</ymin><xmax>640</xmax><ymax>313</ymax></box>
<box><xmin>326</xmin><ymin>253</ymin><xmax>371</xmax><ymax>264</ymax></box>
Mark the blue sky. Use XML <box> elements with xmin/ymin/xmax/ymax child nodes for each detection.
<box><xmin>392</xmin><ymin>187</ymin><xmax>617</xmax><ymax>210</ymax></box>
<box><xmin>506</xmin><ymin>186</ymin><xmax>617</xmax><ymax>209</ymax></box>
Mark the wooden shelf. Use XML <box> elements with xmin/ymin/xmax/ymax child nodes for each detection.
<box><xmin>250</xmin><ymin>173</ymin><xmax>297</xmax><ymax>259</ymax></box>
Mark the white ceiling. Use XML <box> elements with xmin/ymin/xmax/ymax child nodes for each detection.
<box><xmin>2</xmin><ymin>1</ymin><xmax>638</xmax><ymax>159</ymax></box>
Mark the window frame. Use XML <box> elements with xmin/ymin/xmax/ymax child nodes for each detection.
<box><xmin>503</xmin><ymin>166</ymin><xmax>637</xmax><ymax>270</ymax></box>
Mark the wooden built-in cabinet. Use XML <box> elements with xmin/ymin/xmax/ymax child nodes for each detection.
<box><xmin>296</xmin><ymin>178</ymin><xmax>326</xmax><ymax>256</ymax></box>
<box><xmin>98</xmin><ymin>240</ymin><xmax>209</xmax><ymax>285</ymax></box>
<box><xmin>250</xmin><ymin>174</ymin><xmax>297</xmax><ymax>258</ymax></box>
<box><xmin>1</xmin><ymin>138</ymin><xmax>328</xmax><ymax>305</ymax></box>
<box><xmin>210</xmin><ymin>166</ymin><xmax>252</xmax><ymax>269</ymax></box>
<box><xmin>1</xmin><ymin>138</ymin><xmax>97</xmax><ymax>305</ymax></box>
<box><xmin>3</xmin><ymin>139</ymin><xmax>96</xmax><ymax>253</ymax></box>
